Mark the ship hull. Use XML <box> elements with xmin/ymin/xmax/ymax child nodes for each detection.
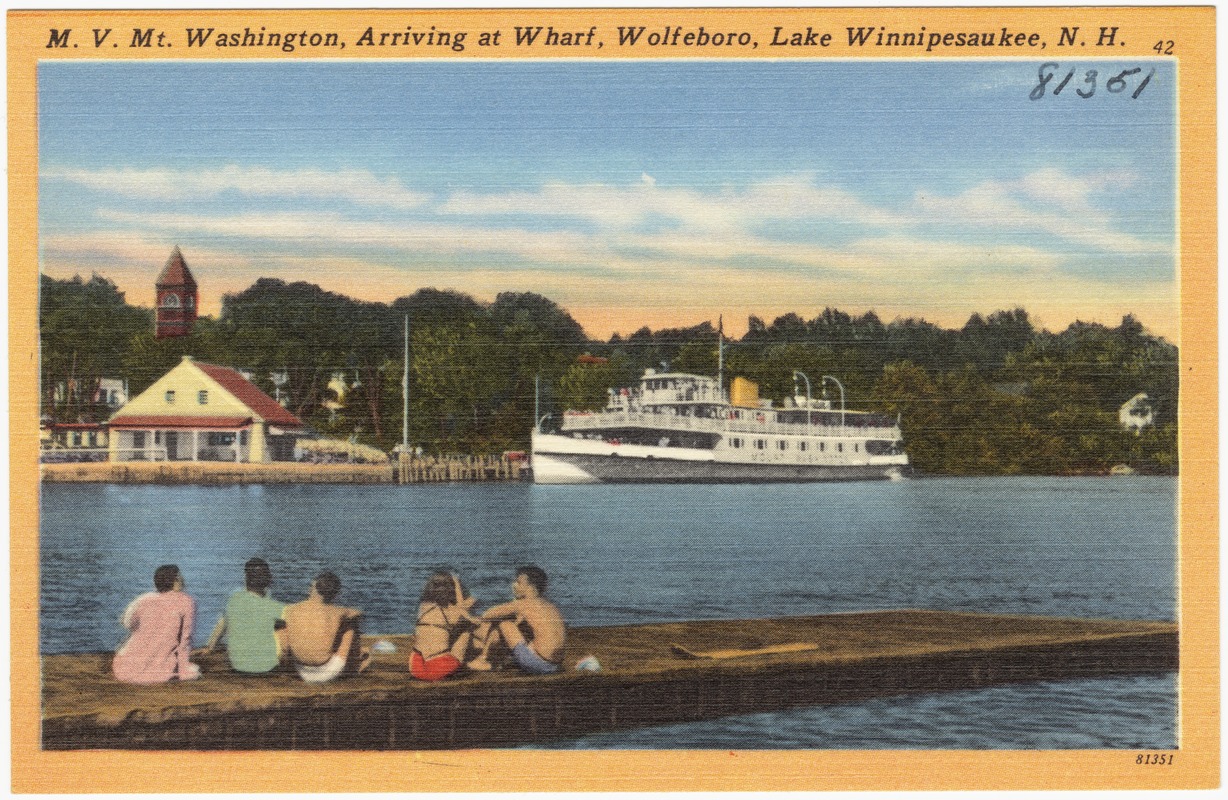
<box><xmin>531</xmin><ymin>443</ymin><xmax>906</xmax><ymax>485</ymax></box>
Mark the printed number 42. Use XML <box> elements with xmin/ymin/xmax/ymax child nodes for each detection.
<box><xmin>1154</xmin><ymin>40</ymin><xmax>1174</xmax><ymax>55</ymax></box>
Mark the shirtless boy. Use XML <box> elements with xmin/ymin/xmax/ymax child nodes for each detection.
<box><xmin>283</xmin><ymin>571</ymin><xmax>369</xmax><ymax>683</ymax></box>
<box><xmin>468</xmin><ymin>565</ymin><xmax>565</xmax><ymax>674</ymax></box>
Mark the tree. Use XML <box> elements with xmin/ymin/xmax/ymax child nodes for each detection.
<box><xmin>557</xmin><ymin>356</ymin><xmax>626</xmax><ymax>412</ymax></box>
<box><xmin>40</xmin><ymin>274</ymin><xmax>151</xmax><ymax>422</ymax></box>
<box><xmin>871</xmin><ymin>361</ymin><xmax>944</xmax><ymax>472</ymax></box>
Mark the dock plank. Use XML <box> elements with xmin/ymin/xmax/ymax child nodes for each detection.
<box><xmin>41</xmin><ymin>610</ymin><xmax>1177</xmax><ymax>749</ymax></box>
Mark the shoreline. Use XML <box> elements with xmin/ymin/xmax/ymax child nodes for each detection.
<box><xmin>40</xmin><ymin>460</ymin><xmax>1171</xmax><ymax>485</ymax></box>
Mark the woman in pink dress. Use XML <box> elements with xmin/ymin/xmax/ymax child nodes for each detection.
<box><xmin>112</xmin><ymin>564</ymin><xmax>201</xmax><ymax>684</ymax></box>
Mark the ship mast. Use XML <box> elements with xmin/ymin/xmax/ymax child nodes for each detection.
<box><xmin>717</xmin><ymin>315</ymin><xmax>724</xmax><ymax>399</ymax></box>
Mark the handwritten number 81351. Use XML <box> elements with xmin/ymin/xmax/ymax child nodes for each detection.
<box><xmin>1030</xmin><ymin>63</ymin><xmax>1155</xmax><ymax>100</ymax></box>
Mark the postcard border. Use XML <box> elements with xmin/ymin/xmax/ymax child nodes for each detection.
<box><xmin>8</xmin><ymin>6</ymin><xmax>1218</xmax><ymax>792</ymax></box>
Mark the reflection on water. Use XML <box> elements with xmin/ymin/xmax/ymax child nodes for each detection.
<box><xmin>39</xmin><ymin>476</ymin><xmax>1177</xmax><ymax>748</ymax></box>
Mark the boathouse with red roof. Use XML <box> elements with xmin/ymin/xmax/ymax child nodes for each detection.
<box><xmin>108</xmin><ymin>356</ymin><xmax>304</xmax><ymax>463</ymax></box>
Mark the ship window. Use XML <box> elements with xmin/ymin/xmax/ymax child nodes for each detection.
<box><xmin>777</xmin><ymin>440</ymin><xmax>788</xmax><ymax>451</ymax></box>
<box><xmin>800</xmin><ymin>442</ymin><xmax>808</xmax><ymax>452</ymax></box>
<box><xmin>165</xmin><ymin>390</ymin><xmax>176</xmax><ymax>404</ymax></box>
<box><xmin>855</xmin><ymin>443</ymin><xmax>859</xmax><ymax>452</ymax></box>
<box><xmin>837</xmin><ymin>443</ymin><xmax>843</xmax><ymax>453</ymax></box>
<box><xmin>755</xmin><ymin>439</ymin><xmax>766</xmax><ymax>450</ymax></box>
<box><xmin>820</xmin><ymin>442</ymin><xmax>825</xmax><ymax>452</ymax></box>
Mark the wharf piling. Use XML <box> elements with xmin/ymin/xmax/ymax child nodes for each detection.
<box><xmin>41</xmin><ymin>610</ymin><xmax>1177</xmax><ymax>750</ymax></box>
<box><xmin>395</xmin><ymin>454</ymin><xmax>525</xmax><ymax>484</ymax></box>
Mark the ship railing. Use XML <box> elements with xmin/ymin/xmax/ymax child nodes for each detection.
<box><xmin>560</xmin><ymin>410</ymin><xmax>900</xmax><ymax>439</ymax></box>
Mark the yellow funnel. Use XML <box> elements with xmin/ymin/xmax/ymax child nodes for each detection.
<box><xmin>730</xmin><ymin>377</ymin><xmax>760</xmax><ymax>409</ymax></box>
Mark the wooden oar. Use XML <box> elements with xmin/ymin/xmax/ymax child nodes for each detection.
<box><xmin>670</xmin><ymin>642</ymin><xmax>820</xmax><ymax>660</ymax></box>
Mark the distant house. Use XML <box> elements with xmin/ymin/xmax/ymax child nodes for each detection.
<box><xmin>1119</xmin><ymin>393</ymin><xmax>1155</xmax><ymax>435</ymax></box>
<box><xmin>53</xmin><ymin>377</ymin><xmax>128</xmax><ymax>409</ymax></box>
<box><xmin>95</xmin><ymin>377</ymin><xmax>128</xmax><ymax>408</ymax></box>
<box><xmin>108</xmin><ymin>356</ymin><xmax>304</xmax><ymax>462</ymax></box>
<box><xmin>40</xmin><ymin>421</ymin><xmax>109</xmax><ymax>462</ymax></box>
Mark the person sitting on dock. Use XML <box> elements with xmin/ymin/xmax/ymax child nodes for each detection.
<box><xmin>112</xmin><ymin>564</ymin><xmax>201</xmax><ymax>684</ymax></box>
<box><xmin>204</xmin><ymin>557</ymin><xmax>287</xmax><ymax>674</ymax></box>
<box><xmin>410</xmin><ymin>571</ymin><xmax>480</xmax><ymax>681</ymax></box>
<box><xmin>467</xmin><ymin>565</ymin><xmax>565</xmax><ymax>675</ymax></box>
<box><xmin>284</xmin><ymin>571</ymin><xmax>370</xmax><ymax>683</ymax></box>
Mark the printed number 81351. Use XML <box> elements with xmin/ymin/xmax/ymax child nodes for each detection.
<box><xmin>1030</xmin><ymin>63</ymin><xmax>1155</xmax><ymax>100</ymax></box>
<box><xmin>1135</xmin><ymin>753</ymin><xmax>1174</xmax><ymax>765</ymax></box>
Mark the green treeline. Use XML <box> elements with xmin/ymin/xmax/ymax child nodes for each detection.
<box><xmin>40</xmin><ymin>273</ymin><xmax>1178</xmax><ymax>475</ymax></box>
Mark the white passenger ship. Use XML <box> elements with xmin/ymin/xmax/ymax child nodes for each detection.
<box><xmin>531</xmin><ymin>369</ymin><xmax>909</xmax><ymax>484</ymax></box>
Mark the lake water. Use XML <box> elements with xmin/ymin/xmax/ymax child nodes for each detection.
<box><xmin>39</xmin><ymin>476</ymin><xmax>1177</xmax><ymax>749</ymax></box>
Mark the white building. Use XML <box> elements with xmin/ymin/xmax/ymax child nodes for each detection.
<box><xmin>1118</xmin><ymin>393</ymin><xmax>1155</xmax><ymax>435</ymax></box>
<box><xmin>108</xmin><ymin>356</ymin><xmax>304</xmax><ymax>462</ymax></box>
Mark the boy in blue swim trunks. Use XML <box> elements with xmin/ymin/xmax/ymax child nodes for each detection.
<box><xmin>468</xmin><ymin>565</ymin><xmax>565</xmax><ymax>674</ymax></box>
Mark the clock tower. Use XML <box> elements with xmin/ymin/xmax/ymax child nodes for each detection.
<box><xmin>155</xmin><ymin>246</ymin><xmax>198</xmax><ymax>339</ymax></box>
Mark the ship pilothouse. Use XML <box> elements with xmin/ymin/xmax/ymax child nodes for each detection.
<box><xmin>533</xmin><ymin>366</ymin><xmax>909</xmax><ymax>484</ymax></box>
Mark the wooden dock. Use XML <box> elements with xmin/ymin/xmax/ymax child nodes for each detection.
<box><xmin>41</xmin><ymin>455</ymin><xmax>526</xmax><ymax>485</ymax></box>
<box><xmin>41</xmin><ymin>610</ymin><xmax>1177</xmax><ymax>750</ymax></box>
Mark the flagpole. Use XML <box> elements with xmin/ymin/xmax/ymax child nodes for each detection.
<box><xmin>402</xmin><ymin>314</ymin><xmax>409</xmax><ymax>453</ymax></box>
<box><xmin>717</xmin><ymin>315</ymin><xmax>724</xmax><ymax>398</ymax></box>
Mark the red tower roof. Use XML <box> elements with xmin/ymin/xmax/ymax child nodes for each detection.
<box><xmin>156</xmin><ymin>245</ymin><xmax>197</xmax><ymax>288</ymax></box>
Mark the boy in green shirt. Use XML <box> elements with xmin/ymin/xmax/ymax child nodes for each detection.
<box><xmin>204</xmin><ymin>558</ymin><xmax>287</xmax><ymax>673</ymax></box>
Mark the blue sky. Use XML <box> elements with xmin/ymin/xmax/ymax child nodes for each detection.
<box><xmin>38</xmin><ymin>60</ymin><xmax>1177</xmax><ymax>339</ymax></box>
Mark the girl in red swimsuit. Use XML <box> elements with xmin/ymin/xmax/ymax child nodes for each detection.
<box><xmin>410</xmin><ymin>572</ymin><xmax>478</xmax><ymax>681</ymax></box>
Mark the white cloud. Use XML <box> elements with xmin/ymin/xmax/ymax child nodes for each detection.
<box><xmin>42</xmin><ymin>165</ymin><xmax>429</xmax><ymax>210</ymax></box>
<box><xmin>48</xmin><ymin>164</ymin><xmax>1166</xmax><ymax>259</ymax></box>
<box><xmin>435</xmin><ymin>169</ymin><xmax>1164</xmax><ymax>258</ymax></box>
<box><xmin>911</xmin><ymin>170</ymin><xmax>1168</xmax><ymax>255</ymax></box>
<box><xmin>93</xmin><ymin>208</ymin><xmax>601</xmax><ymax>266</ymax></box>
<box><xmin>438</xmin><ymin>175</ymin><xmax>908</xmax><ymax>234</ymax></box>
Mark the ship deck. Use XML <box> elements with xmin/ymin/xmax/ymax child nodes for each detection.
<box><xmin>41</xmin><ymin>609</ymin><xmax>1177</xmax><ymax>750</ymax></box>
